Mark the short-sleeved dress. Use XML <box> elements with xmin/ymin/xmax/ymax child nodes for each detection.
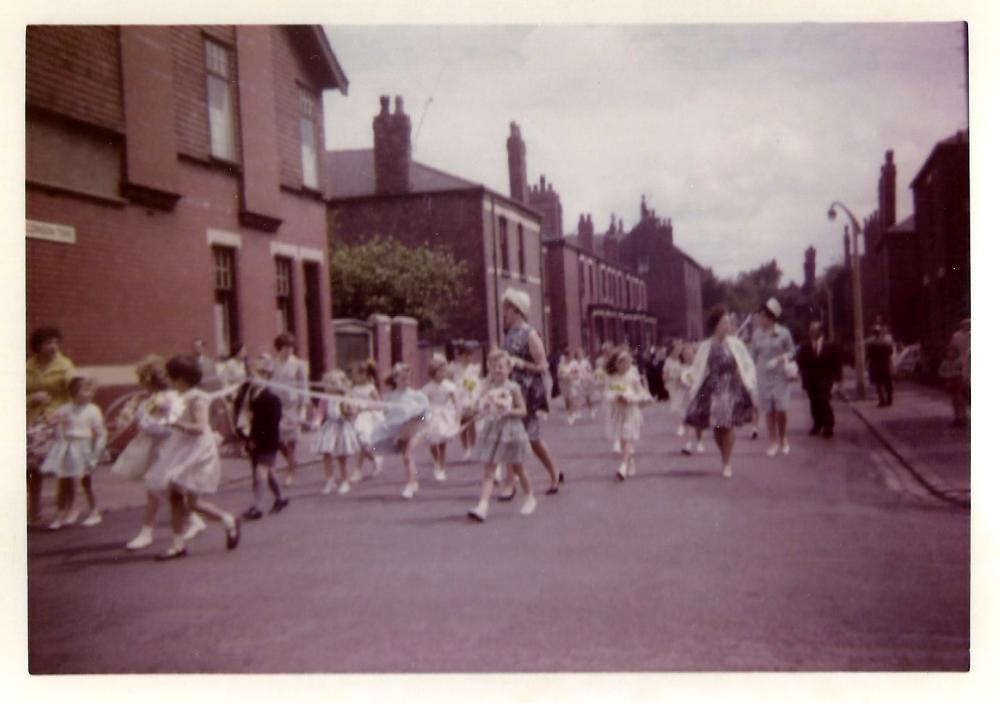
<box><xmin>473</xmin><ymin>381</ymin><xmax>530</xmax><ymax>465</ymax></box>
<box><xmin>604</xmin><ymin>370</ymin><xmax>646</xmax><ymax>442</ymax></box>
<box><xmin>314</xmin><ymin>397</ymin><xmax>362</xmax><ymax>458</ymax></box>
<box><xmin>145</xmin><ymin>388</ymin><xmax>222</xmax><ymax>496</ymax></box>
<box><xmin>40</xmin><ymin>402</ymin><xmax>107</xmax><ymax>478</ymax></box>
<box><xmin>503</xmin><ymin>323</ymin><xmax>549</xmax><ymax>441</ymax></box>
<box><xmin>420</xmin><ymin>379</ymin><xmax>462</xmax><ymax>444</ymax></box>
<box><xmin>371</xmin><ymin>388</ymin><xmax>429</xmax><ymax>454</ymax></box>
<box><xmin>684</xmin><ymin>341</ymin><xmax>755</xmax><ymax>430</ymax></box>
<box><xmin>751</xmin><ymin>324</ymin><xmax>795</xmax><ymax>412</ymax></box>
<box><xmin>350</xmin><ymin>383</ymin><xmax>384</xmax><ymax>446</ymax></box>
<box><xmin>111</xmin><ymin>390</ymin><xmax>183</xmax><ymax>480</ymax></box>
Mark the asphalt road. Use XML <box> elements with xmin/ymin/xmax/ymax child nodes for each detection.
<box><xmin>27</xmin><ymin>390</ymin><xmax>969</xmax><ymax>673</ymax></box>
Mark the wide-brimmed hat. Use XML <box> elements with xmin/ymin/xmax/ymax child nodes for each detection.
<box><xmin>763</xmin><ymin>297</ymin><xmax>782</xmax><ymax>319</ymax></box>
<box><xmin>501</xmin><ymin>288</ymin><xmax>531</xmax><ymax>318</ymax></box>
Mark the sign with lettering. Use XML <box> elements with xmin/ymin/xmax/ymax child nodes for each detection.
<box><xmin>26</xmin><ymin>220</ymin><xmax>76</xmax><ymax>244</ymax></box>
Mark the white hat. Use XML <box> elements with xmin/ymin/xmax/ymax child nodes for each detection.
<box><xmin>763</xmin><ymin>297</ymin><xmax>782</xmax><ymax>319</ymax></box>
<box><xmin>501</xmin><ymin>288</ymin><xmax>531</xmax><ymax>319</ymax></box>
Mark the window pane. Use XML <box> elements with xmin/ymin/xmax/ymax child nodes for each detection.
<box><xmin>300</xmin><ymin>117</ymin><xmax>318</xmax><ymax>189</ymax></box>
<box><xmin>208</xmin><ymin>75</ymin><xmax>234</xmax><ymax>160</ymax></box>
<box><xmin>205</xmin><ymin>40</ymin><xmax>229</xmax><ymax>78</ymax></box>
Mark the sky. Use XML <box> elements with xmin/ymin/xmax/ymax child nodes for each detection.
<box><xmin>320</xmin><ymin>23</ymin><xmax>967</xmax><ymax>285</ymax></box>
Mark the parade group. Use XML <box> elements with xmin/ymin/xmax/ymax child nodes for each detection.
<box><xmin>27</xmin><ymin>289</ymin><xmax>851</xmax><ymax>562</ymax></box>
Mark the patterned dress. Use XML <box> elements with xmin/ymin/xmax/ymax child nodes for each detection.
<box><xmin>473</xmin><ymin>380</ymin><xmax>530</xmax><ymax>465</ymax></box>
<box><xmin>503</xmin><ymin>323</ymin><xmax>548</xmax><ymax>440</ymax></box>
<box><xmin>684</xmin><ymin>341</ymin><xmax>754</xmax><ymax>430</ymax></box>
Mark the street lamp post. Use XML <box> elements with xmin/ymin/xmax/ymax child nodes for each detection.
<box><xmin>827</xmin><ymin>201</ymin><xmax>867</xmax><ymax>399</ymax></box>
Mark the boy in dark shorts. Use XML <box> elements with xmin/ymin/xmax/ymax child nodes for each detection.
<box><xmin>233</xmin><ymin>355</ymin><xmax>289</xmax><ymax>519</ymax></box>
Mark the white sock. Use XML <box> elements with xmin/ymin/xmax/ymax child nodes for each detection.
<box><xmin>172</xmin><ymin>534</ymin><xmax>185</xmax><ymax>551</ymax></box>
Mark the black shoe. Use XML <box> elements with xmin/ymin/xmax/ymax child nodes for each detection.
<box><xmin>155</xmin><ymin>548</ymin><xmax>188</xmax><ymax>562</ymax></box>
<box><xmin>822</xmin><ymin>428</ymin><xmax>833</xmax><ymax>438</ymax></box>
<box><xmin>558</xmin><ymin>472</ymin><xmax>566</xmax><ymax>484</ymax></box>
<box><xmin>270</xmin><ymin>497</ymin><xmax>290</xmax><ymax>514</ymax></box>
<box><xmin>545</xmin><ymin>485</ymin><xmax>559</xmax><ymax>495</ymax></box>
<box><xmin>808</xmin><ymin>427</ymin><xmax>821</xmax><ymax>436</ymax></box>
<box><xmin>497</xmin><ymin>486</ymin><xmax>517</xmax><ymax>502</ymax></box>
<box><xmin>681</xmin><ymin>448</ymin><xmax>692</xmax><ymax>456</ymax></box>
<box><xmin>225</xmin><ymin>518</ymin><xmax>241</xmax><ymax>550</ymax></box>
<box><xmin>242</xmin><ymin>507</ymin><xmax>263</xmax><ymax>521</ymax></box>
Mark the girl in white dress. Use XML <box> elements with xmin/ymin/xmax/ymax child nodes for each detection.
<box><xmin>558</xmin><ymin>351</ymin><xmax>585</xmax><ymax>425</ymax></box>
<box><xmin>348</xmin><ymin>360</ymin><xmax>384</xmax><ymax>482</ymax></box>
<box><xmin>467</xmin><ymin>349</ymin><xmax>536</xmax><ymax>522</ymax></box>
<box><xmin>315</xmin><ymin>369</ymin><xmax>362</xmax><ymax>496</ymax></box>
<box><xmin>371</xmin><ymin>363</ymin><xmax>429</xmax><ymax>499</ymax></box>
<box><xmin>271</xmin><ymin>333</ymin><xmax>308</xmax><ymax>486</ymax></box>
<box><xmin>113</xmin><ymin>356</ymin><xmax>200</xmax><ymax>551</ymax></box>
<box><xmin>450</xmin><ymin>342</ymin><xmax>482</xmax><ymax>460</ymax></box>
<box><xmin>421</xmin><ymin>355</ymin><xmax>461</xmax><ymax>482</ymax></box>
<box><xmin>42</xmin><ymin>374</ymin><xmax>107</xmax><ymax>530</ymax></box>
<box><xmin>604</xmin><ymin>348</ymin><xmax>651</xmax><ymax>480</ymax></box>
<box><xmin>662</xmin><ymin>341</ymin><xmax>688</xmax><ymax>437</ymax></box>
<box><xmin>144</xmin><ymin>355</ymin><xmax>240</xmax><ymax>561</ymax></box>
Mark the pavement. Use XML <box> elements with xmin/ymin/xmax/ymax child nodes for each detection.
<box><xmin>26</xmin><ymin>389</ymin><xmax>970</xmax><ymax>673</ymax></box>
<box><xmin>840</xmin><ymin>381</ymin><xmax>971</xmax><ymax>506</ymax></box>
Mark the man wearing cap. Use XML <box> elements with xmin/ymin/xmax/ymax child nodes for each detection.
<box><xmin>750</xmin><ymin>297</ymin><xmax>796</xmax><ymax>455</ymax></box>
<box><xmin>498</xmin><ymin>288</ymin><xmax>563</xmax><ymax>496</ymax></box>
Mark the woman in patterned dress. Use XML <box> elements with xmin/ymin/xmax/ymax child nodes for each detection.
<box><xmin>684</xmin><ymin>305</ymin><xmax>758</xmax><ymax>479</ymax></box>
<box><xmin>498</xmin><ymin>289</ymin><xmax>563</xmax><ymax>496</ymax></box>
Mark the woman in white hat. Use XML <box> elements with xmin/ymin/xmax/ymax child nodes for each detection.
<box><xmin>497</xmin><ymin>288</ymin><xmax>563</xmax><ymax>496</ymax></box>
<box><xmin>750</xmin><ymin>297</ymin><xmax>796</xmax><ymax>456</ymax></box>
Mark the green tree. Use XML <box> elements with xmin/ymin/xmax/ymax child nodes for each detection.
<box><xmin>329</xmin><ymin>236</ymin><xmax>471</xmax><ymax>332</ymax></box>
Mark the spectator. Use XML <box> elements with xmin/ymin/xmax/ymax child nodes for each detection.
<box><xmin>795</xmin><ymin>321</ymin><xmax>842</xmax><ymax>438</ymax></box>
<box><xmin>866</xmin><ymin>325</ymin><xmax>895</xmax><ymax>407</ymax></box>
<box><xmin>938</xmin><ymin>345</ymin><xmax>967</xmax><ymax>427</ymax></box>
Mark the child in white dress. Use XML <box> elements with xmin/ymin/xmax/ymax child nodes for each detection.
<box><xmin>467</xmin><ymin>349</ymin><xmax>536</xmax><ymax>522</ymax></box>
<box><xmin>558</xmin><ymin>352</ymin><xmax>585</xmax><ymax>425</ymax></box>
<box><xmin>450</xmin><ymin>342</ymin><xmax>482</xmax><ymax>460</ymax></box>
<box><xmin>144</xmin><ymin>355</ymin><xmax>240</xmax><ymax>561</ymax></box>
<box><xmin>348</xmin><ymin>360</ymin><xmax>384</xmax><ymax>481</ymax></box>
<box><xmin>662</xmin><ymin>341</ymin><xmax>688</xmax><ymax>437</ymax></box>
<box><xmin>604</xmin><ymin>347</ymin><xmax>651</xmax><ymax>480</ymax></box>
<box><xmin>315</xmin><ymin>369</ymin><xmax>362</xmax><ymax>496</ymax></box>
<box><xmin>114</xmin><ymin>356</ymin><xmax>199</xmax><ymax>550</ymax></box>
<box><xmin>371</xmin><ymin>363</ymin><xmax>429</xmax><ymax>499</ymax></box>
<box><xmin>41</xmin><ymin>374</ymin><xmax>107</xmax><ymax>529</ymax></box>
<box><xmin>421</xmin><ymin>355</ymin><xmax>461</xmax><ymax>482</ymax></box>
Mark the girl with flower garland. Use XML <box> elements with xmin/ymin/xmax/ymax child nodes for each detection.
<box><xmin>315</xmin><ymin>369</ymin><xmax>362</xmax><ymax>496</ymax></box>
<box><xmin>348</xmin><ymin>360</ymin><xmax>385</xmax><ymax>481</ymax></box>
<box><xmin>41</xmin><ymin>374</ymin><xmax>107</xmax><ymax>530</ymax></box>
<box><xmin>371</xmin><ymin>363</ymin><xmax>429</xmax><ymax>500</ymax></box>
<box><xmin>604</xmin><ymin>347</ymin><xmax>652</xmax><ymax>481</ymax></box>
<box><xmin>421</xmin><ymin>355</ymin><xmax>462</xmax><ymax>482</ymax></box>
<box><xmin>467</xmin><ymin>349</ymin><xmax>536</xmax><ymax>522</ymax></box>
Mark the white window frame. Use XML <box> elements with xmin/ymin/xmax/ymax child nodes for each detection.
<box><xmin>205</xmin><ymin>38</ymin><xmax>236</xmax><ymax>161</ymax></box>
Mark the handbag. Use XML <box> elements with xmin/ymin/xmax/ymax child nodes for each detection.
<box><xmin>784</xmin><ymin>357</ymin><xmax>800</xmax><ymax>381</ymax></box>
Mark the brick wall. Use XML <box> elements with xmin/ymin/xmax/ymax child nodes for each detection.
<box><xmin>172</xmin><ymin>25</ymin><xmax>242</xmax><ymax>163</ymax></box>
<box><xmin>26</xmin><ymin>26</ymin><xmax>123</xmax><ymax>132</ymax></box>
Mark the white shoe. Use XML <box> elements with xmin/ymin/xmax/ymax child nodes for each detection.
<box><xmin>781</xmin><ymin>443</ymin><xmax>791</xmax><ymax>455</ymax></box>
<box><xmin>616</xmin><ymin>463</ymin><xmax>628</xmax><ymax>481</ymax></box>
<box><xmin>467</xmin><ymin>504</ymin><xmax>488</xmax><ymax>522</ymax></box>
<box><xmin>182</xmin><ymin>512</ymin><xmax>207</xmax><ymax>541</ymax></box>
<box><xmin>568</xmin><ymin>414</ymin><xmax>577</xmax><ymax>426</ymax></box>
<box><xmin>681</xmin><ymin>442</ymin><xmax>693</xmax><ymax>456</ymax></box>
<box><xmin>322</xmin><ymin>478</ymin><xmax>336</xmax><ymax>495</ymax></box>
<box><xmin>463</xmin><ymin>447</ymin><xmax>472</xmax><ymax>461</ymax></box>
<box><xmin>519</xmin><ymin>495</ymin><xmax>537</xmax><ymax>516</ymax></box>
<box><xmin>283</xmin><ymin>473</ymin><xmax>295</xmax><ymax>487</ymax></box>
<box><xmin>696</xmin><ymin>441</ymin><xmax>705</xmax><ymax>454</ymax></box>
<box><xmin>433</xmin><ymin>465</ymin><xmax>447</xmax><ymax>482</ymax></box>
<box><xmin>676</xmin><ymin>425</ymin><xmax>686</xmax><ymax>437</ymax></box>
<box><xmin>126</xmin><ymin>530</ymin><xmax>154</xmax><ymax>551</ymax></box>
<box><xmin>48</xmin><ymin>517</ymin><xmax>64</xmax><ymax>531</ymax></box>
<box><xmin>613</xmin><ymin>439</ymin><xmax>622</xmax><ymax>454</ymax></box>
<box><xmin>372</xmin><ymin>455</ymin><xmax>384</xmax><ymax>476</ymax></box>
<box><xmin>722</xmin><ymin>464</ymin><xmax>732</xmax><ymax>479</ymax></box>
<box><xmin>401</xmin><ymin>482</ymin><xmax>418</xmax><ymax>500</ymax></box>
<box><xmin>628</xmin><ymin>458</ymin><xmax>637</xmax><ymax>476</ymax></box>
<box><xmin>349</xmin><ymin>469</ymin><xmax>363</xmax><ymax>483</ymax></box>
<box><xmin>64</xmin><ymin>507</ymin><xmax>80</xmax><ymax>526</ymax></box>
<box><xmin>766</xmin><ymin>444</ymin><xmax>779</xmax><ymax>457</ymax></box>
<box><xmin>337</xmin><ymin>481</ymin><xmax>351</xmax><ymax>495</ymax></box>
<box><xmin>82</xmin><ymin>510</ymin><xmax>102</xmax><ymax>527</ymax></box>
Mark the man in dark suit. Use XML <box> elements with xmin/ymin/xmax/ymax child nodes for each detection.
<box><xmin>795</xmin><ymin>321</ymin><xmax>842</xmax><ymax>438</ymax></box>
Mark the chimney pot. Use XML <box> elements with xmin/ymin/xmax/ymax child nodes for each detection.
<box><xmin>394</xmin><ymin>96</ymin><xmax>405</xmax><ymax>114</ymax></box>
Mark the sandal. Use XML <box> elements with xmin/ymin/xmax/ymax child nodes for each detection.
<box><xmin>225</xmin><ymin>518</ymin><xmax>241</xmax><ymax>550</ymax></box>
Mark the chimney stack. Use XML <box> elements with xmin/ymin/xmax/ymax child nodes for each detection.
<box><xmin>878</xmin><ymin>149</ymin><xmax>897</xmax><ymax>231</ymax></box>
<box><xmin>373</xmin><ymin>95</ymin><xmax>411</xmax><ymax>195</ymax></box>
<box><xmin>507</xmin><ymin>122</ymin><xmax>528</xmax><ymax>204</ymax></box>
<box><xmin>579</xmin><ymin>213</ymin><xmax>595</xmax><ymax>252</ymax></box>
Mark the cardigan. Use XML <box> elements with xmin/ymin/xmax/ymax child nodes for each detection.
<box><xmin>684</xmin><ymin>335</ymin><xmax>758</xmax><ymax>407</ymax></box>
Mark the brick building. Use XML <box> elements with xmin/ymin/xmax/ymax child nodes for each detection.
<box><xmin>619</xmin><ymin>196</ymin><xmax>704</xmax><ymax>341</ymax></box>
<box><xmin>545</xmin><ymin>211</ymin><xmax>655</xmax><ymax>356</ymax></box>
<box><xmin>26</xmin><ymin>25</ymin><xmax>347</xmax><ymax>382</ymax></box>
<box><xmin>326</xmin><ymin>108</ymin><xmax>545</xmax><ymax>349</ymax></box>
<box><xmin>911</xmin><ymin>130</ymin><xmax>970</xmax><ymax>366</ymax></box>
<box><xmin>529</xmin><ymin>174</ymin><xmax>564</xmax><ymax>242</ymax></box>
